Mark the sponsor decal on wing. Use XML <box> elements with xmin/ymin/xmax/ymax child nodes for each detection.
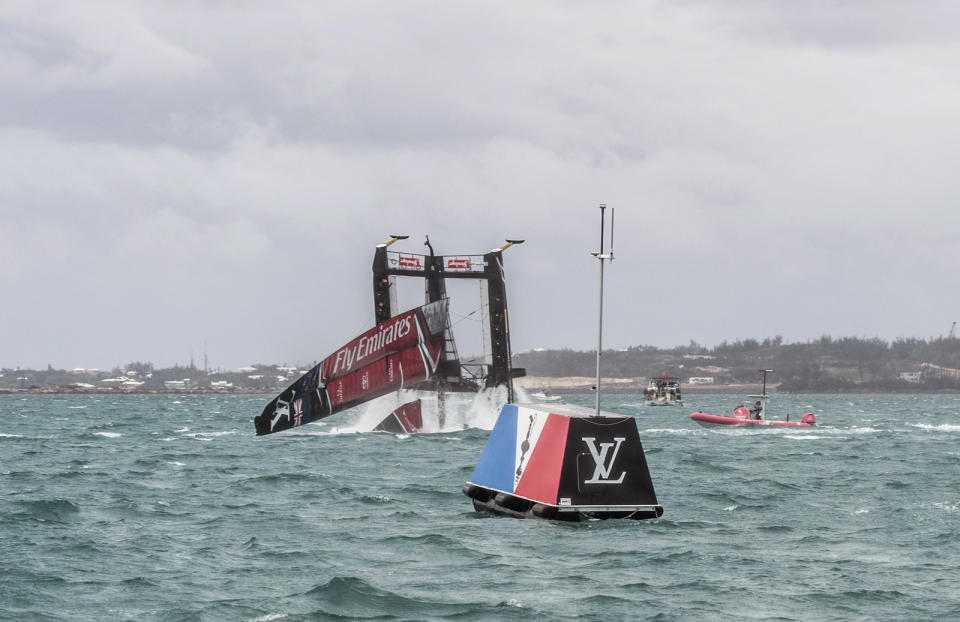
<box><xmin>397</xmin><ymin>255</ymin><xmax>422</xmax><ymax>269</ymax></box>
<box><xmin>444</xmin><ymin>255</ymin><xmax>484</xmax><ymax>272</ymax></box>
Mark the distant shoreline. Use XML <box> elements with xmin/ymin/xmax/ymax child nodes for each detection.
<box><xmin>0</xmin><ymin>388</ymin><xmax>270</xmax><ymax>396</ymax></box>
<box><xmin>3</xmin><ymin>377</ymin><xmax>958</xmax><ymax>396</ymax></box>
<box><xmin>515</xmin><ymin>376</ymin><xmax>960</xmax><ymax>394</ymax></box>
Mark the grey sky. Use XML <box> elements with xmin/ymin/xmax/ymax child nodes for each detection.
<box><xmin>3</xmin><ymin>1</ymin><xmax>960</xmax><ymax>371</ymax></box>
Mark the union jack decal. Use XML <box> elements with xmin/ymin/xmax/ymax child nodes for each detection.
<box><xmin>293</xmin><ymin>398</ymin><xmax>303</xmax><ymax>427</ymax></box>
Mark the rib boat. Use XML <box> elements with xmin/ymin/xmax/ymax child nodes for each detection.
<box><xmin>690</xmin><ymin>369</ymin><xmax>816</xmax><ymax>428</ymax></box>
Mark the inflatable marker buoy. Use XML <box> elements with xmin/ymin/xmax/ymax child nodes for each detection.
<box><xmin>464</xmin><ymin>403</ymin><xmax>663</xmax><ymax>521</ymax></box>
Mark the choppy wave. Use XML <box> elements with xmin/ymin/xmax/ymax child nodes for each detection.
<box><xmin>3</xmin><ymin>393</ymin><xmax>960</xmax><ymax>621</ymax></box>
<box><xmin>11</xmin><ymin>499</ymin><xmax>80</xmax><ymax>523</ymax></box>
<box><xmin>298</xmin><ymin>576</ymin><xmax>477</xmax><ymax>618</ymax></box>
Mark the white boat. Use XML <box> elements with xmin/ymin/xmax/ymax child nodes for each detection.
<box><xmin>530</xmin><ymin>391</ymin><xmax>562</xmax><ymax>402</ymax></box>
<box><xmin>644</xmin><ymin>375</ymin><xmax>683</xmax><ymax>406</ymax></box>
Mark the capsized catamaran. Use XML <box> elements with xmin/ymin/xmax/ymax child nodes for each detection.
<box><xmin>254</xmin><ymin>299</ymin><xmax>447</xmax><ymax>435</ymax></box>
<box><xmin>254</xmin><ymin>235</ymin><xmax>526</xmax><ymax>436</ymax></box>
<box><xmin>463</xmin><ymin>205</ymin><xmax>664</xmax><ymax>521</ymax></box>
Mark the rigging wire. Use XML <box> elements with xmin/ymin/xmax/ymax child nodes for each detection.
<box><xmin>449</xmin><ymin>304</ymin><xmax>486</xmax><ymax>327</ymax></box>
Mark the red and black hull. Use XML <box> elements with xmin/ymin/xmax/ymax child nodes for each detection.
<box><xmin>254</xmin><ymin>300</ymin><xmax>446</xmax><ymax>436</ymax></box>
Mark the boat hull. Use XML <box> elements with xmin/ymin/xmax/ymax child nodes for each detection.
<box><xmin>691</xmin><ymin>412</ymin><xmax>815</xmax><ymax>428</ymax></box>
<box><xmin>373</xmin><ymin>399</ymin><xmax>423</xmax><ymax>434</ymax></box>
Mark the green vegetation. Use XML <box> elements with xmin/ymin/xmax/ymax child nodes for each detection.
<box><xmin>3</xmin><ymin>335</ymin><xmax>960</xmax><ymax>393</ymax></box>
<box><xmin>514</xmin><ymin>335</ymin><xmax>960</xmax><ymax>392</ymax></box>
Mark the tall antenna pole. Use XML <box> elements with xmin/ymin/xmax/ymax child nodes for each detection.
<box><xmin>759</xmin><ymin>369</ymin><xmax>773</xmax><ymax>397</ymax></box>
<box><xmin>593</xmin><ymin>204</ymin><xmax>613</xmax><ymax>416</ymax></box>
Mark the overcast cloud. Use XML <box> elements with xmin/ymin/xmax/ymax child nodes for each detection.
<box><xmin>3</xmin><ymin>1</ymin><xmax>960</xmax><ymax>371</ymax></box>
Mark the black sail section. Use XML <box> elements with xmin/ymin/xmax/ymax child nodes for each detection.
<box><xmin>556</xmin><ymin>417</ymin><xmax>660</xmax><ymax>508</ymax></box>
<box><xmin>254</xmin><ymin>365</ymin><xmax>328</xmax><ymax>436</ymax></box>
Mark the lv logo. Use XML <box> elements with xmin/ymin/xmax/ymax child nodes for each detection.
<box><xmin>582</xmin><ymin>437</ymin><xmax>626</xmax><ymax>484</ymax></box>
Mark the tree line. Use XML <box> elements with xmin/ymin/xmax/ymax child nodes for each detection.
<box><xmin>513</xmin><ymin>335</ymin><xmax>960</xmax><ymax>391</ymax></box>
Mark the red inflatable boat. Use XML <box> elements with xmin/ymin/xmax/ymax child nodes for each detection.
<box><xmin>691</xmin><ymin>407</ymin><xmax>816</xmax><ymax>428</ymax></box>
<box><xmin>690</xmin><ymin>369</ymin><xmax>816</xmax><ymax>428</ymax></box>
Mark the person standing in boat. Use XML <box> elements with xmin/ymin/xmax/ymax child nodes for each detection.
<box><xmin>750</xmin><ymin>400</ymin><xmax>764</xmax><ymax>420</ymax></box>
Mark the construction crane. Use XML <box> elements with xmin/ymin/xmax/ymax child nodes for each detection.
<box><xmin>949</xmin><ymin>322</ymin><xmax>957</xmax><ymax>339</ymax></box>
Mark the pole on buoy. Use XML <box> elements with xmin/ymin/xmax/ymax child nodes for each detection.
<box><xmin>592</xmin><ymin>204</ymin><xmax>614</xmax><ymax>417</ymax></box>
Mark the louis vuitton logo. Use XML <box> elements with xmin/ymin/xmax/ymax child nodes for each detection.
<box><xmin>582</xmin><ymin>437</ymin><xmax>626</xmax><ymax>484</ymax></box>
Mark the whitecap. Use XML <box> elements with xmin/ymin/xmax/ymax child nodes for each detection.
<box><xmin>94</xmin><ymin>431</ymin><xmax>121</xmax><ymax>438</ymax></box>
<box><xmin>285</xmin><ymin>429</ymin><xmax>339</xmax><ymax>437</ymax></box>
<box><xmin>194</xmin><ymin>430</ymin><xmax>238</xmax><ymax>438</ymax></box>
<box><xmin>855</xmin><ymin>508</ymin><xmax>870</xmax><ymax>514</ymax></box>
<box><xmin>811</xmin><ymin>426</ymin><xmax>880</xmax><ymax>435</ymax></box>
<box><xmin>909</xmin><ymin>423</ymin><xmax>960</xmax><ymax>432</ymax></box>
<box><xmin>184</xmin><ymin>430</ymin><xmax>239</xmax><ymax>441</ymax></box>
<box><xmin>642</xmin><ymin>428</ymin><xmax>706</xmax><ymax>435</ymax></box>
<box><xmin>68</xmin><ymin>406</ymin><xmax>86</xmax><ymax>409</ymax></box>
<box><xmin>787</xmin><ymin>435</ymin><xmax>819</xmax><ymax>440</ymax></box>
<box><xmin>0</xmin><ymin>433</ymin><xmax>24</xmax><ymax>438</ymax></box>
<box><xmin>723</xmin><ymin>505</ymin><xmax>738</xmax><ymax>511</ymax></box>
<box><xmin>248</xmin><ymin>614</ymin><xmax>287</xmax><ymax>622</ymax></box>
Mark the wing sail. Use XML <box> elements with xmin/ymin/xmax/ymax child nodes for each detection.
<box><xmin>254</xmin><ymin>299</ymin><xmax>447</xmax><ymax>436</ymax></box>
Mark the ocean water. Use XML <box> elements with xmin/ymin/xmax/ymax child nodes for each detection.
<box><xmin>1</xmin><ymin>392</ymin><xmax>958</xmax><ymax>621</ymax></box>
